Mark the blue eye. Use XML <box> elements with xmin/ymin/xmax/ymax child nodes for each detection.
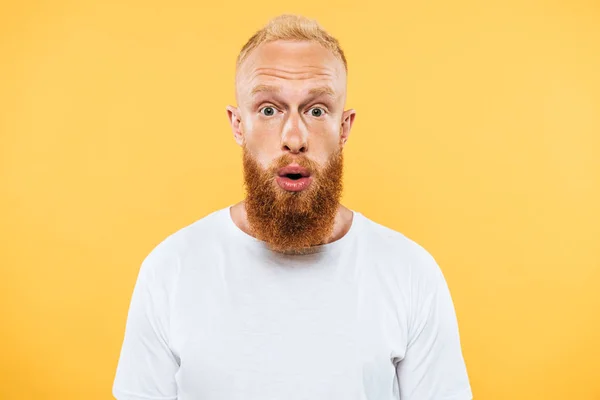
<box><xmin>260</xmin><ymin>106</ymin><xmax>276</xmax><ymax>116</ymax></box>
<box><xmin>310</xmin><ymin>107</ymin><xmax>325</xmax><ymax>117</ymax></box>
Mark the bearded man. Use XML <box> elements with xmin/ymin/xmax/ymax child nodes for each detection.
<box><xmin>113</xmin><ymin>14</ymin><xmax>472</xmax><ymax>400</ymax></box>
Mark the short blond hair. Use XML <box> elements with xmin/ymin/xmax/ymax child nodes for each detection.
<box><xmin>236</xmin><ymin>14</ymin><xmax>348</xmax><ymax>73</ymax></box>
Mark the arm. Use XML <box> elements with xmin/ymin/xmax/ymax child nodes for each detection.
<box><xmin>112</xmin><ymin>242</ymin><xmax>180</xmax><ymax>400</ymax></box>
<box><xmin>396</xmin><ymin>253</ymin><xmax>472</xmax><ymax>399</ymax></box>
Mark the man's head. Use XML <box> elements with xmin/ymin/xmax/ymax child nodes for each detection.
<box><xmin>226</xmin><ymin>14</ymin><xmax>356</xmax><ymax>254</ymax></box>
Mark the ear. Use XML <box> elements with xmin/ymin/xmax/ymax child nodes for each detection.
<box><xmin>226</xmin><ymin>105</ymin><xmax>244</xmax><ymax>146</ymax></box>
<box><xmin>340</xmin><ymin>109</ymin><xmax>356</xmax><ymax>148</ymax></box>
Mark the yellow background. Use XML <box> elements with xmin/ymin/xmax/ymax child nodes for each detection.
<box><xmin>1</xmin><ymin>0</ymin><xmax>599</xmax><ymax>398</ymax></box>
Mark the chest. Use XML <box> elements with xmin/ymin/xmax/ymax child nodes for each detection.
<box><xmin>170</xmin><ymin>254</ymin><xmax>407</xmax><ymax>400</ymax></box>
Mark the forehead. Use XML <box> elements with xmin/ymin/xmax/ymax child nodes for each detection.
<box><xmin>237</xmin><ymin>40</ymin><xmax>347</xmax><ymax>100</ymax></box>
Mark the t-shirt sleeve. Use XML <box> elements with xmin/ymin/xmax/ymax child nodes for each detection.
<box><xmin>396</xmin><ymin>252</ymin><xmax>472</xmax><ymax>400</ymax></box>
<box><xmin>112</xmin><ymin>242</ymin><xmax>180</xmax><ymax>400</ymax></box>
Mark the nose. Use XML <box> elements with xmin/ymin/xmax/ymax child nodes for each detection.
<box><xmin>280</xmin><ymin>113</ymin><xmax>308</xmax><ymax>154</ymax></box>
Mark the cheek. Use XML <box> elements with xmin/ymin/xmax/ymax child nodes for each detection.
<box><xmin>243</xmin><ymin>116</ymin><xmax>281</xmax><ymax>142</ymax></box>
<box><xmin>243</xmin><ymin>131</ymin><xmax>276</xmax><ymax>171</ymax></box>
<box><xmin>243</xmin><ymin>117</ymin><xmax>281</xmax><ymax>150</ymax></box>
<box><xmin>314</xmin><ymin>122</ymin><xmax>343</xmax><ymax>152</ymax></box>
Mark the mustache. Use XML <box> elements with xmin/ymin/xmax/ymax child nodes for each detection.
<box><xmin>268</xmin><ymin>153</ymin><xmax>320</xmax><ymax>176</ymax></box>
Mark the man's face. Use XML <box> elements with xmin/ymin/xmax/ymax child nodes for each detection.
<box><xmin>227</xmin><ymin>40</ymin><xmax>355</xmax><ymax>253</ymax></box>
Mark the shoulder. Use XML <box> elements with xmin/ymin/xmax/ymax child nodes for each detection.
<box><xmin>356</xmin><ymin>212</ymin><xmax>445</xmax><ymax>285</ymax></box>
<box><xmin>136</xmin><ymin>207</ymin><xmax>229</xmax><ymax>282</ymax></box>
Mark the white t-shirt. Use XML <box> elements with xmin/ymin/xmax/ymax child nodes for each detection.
<box><xmin>113</xmin><ymin>206</ymin><xmax>472</xmax><ymax>400</ymax></box>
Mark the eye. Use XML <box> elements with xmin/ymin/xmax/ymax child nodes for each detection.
<box><xmin>259</xmin><ymin>106</ymin><xmax>277</xmax><ymax>117</ymax></box>
<box><xmin>309</xmin><ymin>107</ymin><xmax>326</xmax><ymax>117</ymax></box>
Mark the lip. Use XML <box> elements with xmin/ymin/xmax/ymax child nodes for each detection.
<box><xmin>276</xmin><ymin>175</ymin><xmax>313</xmax><ymax>192</ymax></box>
<box><xmin>277</xmin><ymin>164</ymin><xmax>311</xmax><ymax>177</ymax></box>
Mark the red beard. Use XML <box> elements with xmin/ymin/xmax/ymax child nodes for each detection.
<box><xmin>242</xmin><ymin>146</ymin><xmax>344</xmax><ymax>254</ymax></box>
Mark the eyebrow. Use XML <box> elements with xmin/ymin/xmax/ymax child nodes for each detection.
<box><xmin>250</xmin><ymin>84</ymin><xmax>336</xmax><ymax>98</ymax></box>
<box><xmin>250</xmin><ymin>84</ymin><xmax>280</xmax><ymax>96</ymax></box>
<box><xmin>308</xmin><ymin>86</ymin><xmax>335</xmax><ymax>97</ymax></box>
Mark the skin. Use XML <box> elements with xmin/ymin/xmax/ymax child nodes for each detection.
<box><xmin>226</xmin><ymin>39</ymin><xmax>357</xmax><ymax>245</ymax></box>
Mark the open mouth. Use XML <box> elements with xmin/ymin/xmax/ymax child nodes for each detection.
<box><xmin>277</xmin><ymin>165</ymin><xmax>311</xmax><ymax>179</ymax></box>
<box><xmin>285</xmin><ymin>173</ymin><xmax>305</xmax><ymax>181</ymax></box>
<box><xmin>276</xmin><ymin>165</ymin><xmax>313</xmax><ymax>192</ymax></box>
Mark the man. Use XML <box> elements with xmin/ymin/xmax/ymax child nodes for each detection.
<box><xmin>113</xmin><ymin>14</ymin><xmax>472</xmax><ymax>400</ymax></box>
